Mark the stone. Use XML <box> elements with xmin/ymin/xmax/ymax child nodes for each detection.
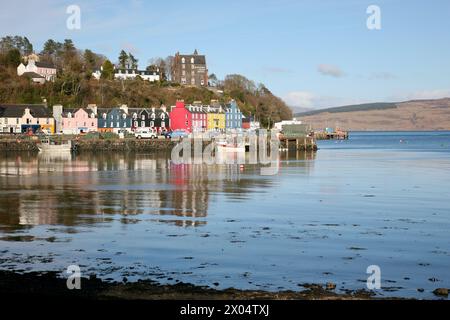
<box><xmin>326</xmin><ymin>282</ymin><xmax>336</xmax><ymax>290</ymax></box>
<box><xmin>433</xmin><ymin>288</ymin><xmax>449</xmax><ymax>297</ymax></box>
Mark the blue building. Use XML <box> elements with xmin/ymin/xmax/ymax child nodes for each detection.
<box><xmin>225</xmin><ymin>100</ymin><xmax>243</xmax><ymax>130</ymax></box>
<box><xmin>98</xmin><ymin>107</ymin><xmax>132</xmax><ymax>133</ymax></box>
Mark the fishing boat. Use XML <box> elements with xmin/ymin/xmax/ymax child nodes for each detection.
<box><xmin>38</xmin><ymin>137</ymin><xmax>72</xmax><ymax>153</ymax></box>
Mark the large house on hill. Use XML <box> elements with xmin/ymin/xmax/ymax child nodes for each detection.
<box><xmin>17</xmin><ymin>59</ymin><xmax>57</xmax><ymax>82</ymax></box>
<box><xmin>171</xmin><ymin>50</ymin><xmax>208</xmax><ymax>87</ymax></box>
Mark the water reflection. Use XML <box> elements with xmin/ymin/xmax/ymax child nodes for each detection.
<box><xmin>0</xmin><ymin>151</ymin><xmax>315</xmax><ymax>232</ymax></box>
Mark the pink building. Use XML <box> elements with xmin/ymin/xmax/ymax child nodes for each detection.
<box><xmin>61</xmin><ymin>108</ymin><xmax>97</xmax><ymax>134</ymax></box>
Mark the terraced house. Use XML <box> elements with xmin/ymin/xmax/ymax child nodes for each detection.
<box><xmin>61</xmin><ymin>108</ymin><xmax>97</xmax><ymax>134</ymax></box>
<box><xmin>225</xmin><ymin>100</ymin><xmax>243</xmax><ymax>130</ymax></box>
<box><xmin>98</xmin><ymin>106</ymin><xmax>132</xmax><ymax>133</ymax></box>
<box><xmin>130</xmin><ymin>106</ymin><xmax>170</xmax><ymax>133</ymax></box>
<box><xmin>0</xmin><ymin>104</ymin><xmax>55</xmax><ymax>133</ymax></box>
<box><xmin>206</xmin><ymin>104</ymin><xmax>225</xmax><ymax>132</ymax></box>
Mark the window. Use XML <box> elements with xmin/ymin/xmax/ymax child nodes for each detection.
<box><xmin>92</xmin><ymin>122</ymin><xmax>95</xmax><ymax>127</ymax></box>
<box><xmin>5</xmin><ymin>118</ymin><xmax>8</xmax><ymax>125</ymax></box>
<box><xmin>134</xmin><ymin>121</ymin><xmax>138</xmax><ymax>127</ymax></box>
<box><xmin>191</xmin><ymin>57</ymin><xmax>194</xmax><ymax>64</ymax></box>
<box><xmin>150</xmin><ymin>121</ymin><xmax>154</xmax><ymax>127</ymax></box>
<box><xmin>201</xmin><ymin>80</ymin><xmax>205</xmax><ymax>86</ymax></box>
<box><xmin>181</xmin><ymin>57</ymin><xmax>185</xmax><ymax>64</ymax></box>
<box><xmin>141</xmin><ymin>115</ymin><xmax>145</xmax><ymax>120</ymax></box>
<box><xmin>182</xmin><ymin>70</ymin><xmax>185</xmax><ymax>76</ymax></box>
<box><xmin>191</xmin><ymin>78</ymin><xmax>195</xmax><ymax>85</ymax></box>
<box><xmin>161</xmin><ymin>122</ymin><xmax>165</xmax><ymax>128</ymax></box>
<box><xmin>141</xmin><ymin>122</ymin><xmax>145</xmax><ymax>127</ymax></box>
<box><xmin>16</xmin><ymin>118</ymin><xmax>19</xmax><ymax>124</ymax></box>
<box><xmin>116</xmin><ymin>122</ymin><xmax>120</xmax><ymax>128</ymax></box>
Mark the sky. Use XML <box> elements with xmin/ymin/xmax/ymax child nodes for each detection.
<box><xmin>1</xmin><ymin>0</ymin><xmax>450</xmax><ymax>110</ymax></box>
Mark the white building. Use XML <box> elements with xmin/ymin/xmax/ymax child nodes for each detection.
<box><xmin>274</xmin><ymin>119</ymin><xmax>303</xmax><ymax>131</ymax></box>
<box><xmin>92</xmin><ymin>67</ymin><xmax>160</xmax><ymax>82</ymax></box>
<box><xmin>17</xmin><ymin>59</ymin><xmax>57</xmax><ymax>82</ymax></box>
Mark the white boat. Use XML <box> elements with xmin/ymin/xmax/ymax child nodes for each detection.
<box><xmin>38</xmin><ymin>138</ymin><xmax>72</xmax><ymax>153</ymax></box>
<box><xmin>216</xmin><ymin>140</ymin><xmax>245</xmax><ymax>153</ymax></box>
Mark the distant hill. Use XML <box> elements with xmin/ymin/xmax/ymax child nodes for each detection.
<box><xmin>295</xmin><ymin>98</ymin><xmax>450</xmax><ymax>131</ymax></box>
<box><xmin>294</xmin><ymin>102</ymin><xmax>397</xmax><ymax>117</ymax></box>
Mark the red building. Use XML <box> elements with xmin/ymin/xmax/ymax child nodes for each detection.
<box><xmin>169</xmin><ymin>101</ymin><xmax>192</xmax><ymax>132</ymax></box>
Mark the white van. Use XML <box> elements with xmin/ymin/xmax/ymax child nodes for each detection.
<box><xmin>135</xmin><ymin>129</ymin><xmax>157</xmax><ymax>139</ymax></box>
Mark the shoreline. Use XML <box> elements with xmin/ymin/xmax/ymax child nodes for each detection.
<box><xmin>0</xmin><ymin>270</ymin><xmax>385</xmax><ymax>300</ymax></box>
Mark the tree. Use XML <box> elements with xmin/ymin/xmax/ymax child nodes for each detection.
<box><xmin>83</xmin><ymin>49</ymin><xmax>97</xmax><ymax>72</ymax></box>
<box><xmin>208</xmin><ymin>73</ymin><xmax>218</xmax><ymax>87</ymax></box>
<box><xmin>0</xmin><ymin>35</ymin><xmax>33</xmax><ymax>55</ymax></box>
<box><xmin>4</xmin><ymin>49</ymin><xmax>21</xmax><ymax>67</ymax></box>
<box><xmin>101</xmin><ymin>60</ymin><xmax>114</xmax><ymax>80</ymax></box>
<box><xmin>128</xmin><ymin>53</ymin><xmax>138</xmax><ymax>69</ymax></box>
<box><xmin>118</xmin><ymin>50</ymin><xmax>128</xmax><ymax>69</ymax></box>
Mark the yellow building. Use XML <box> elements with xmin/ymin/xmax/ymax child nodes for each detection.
<box><xmin>206</xmin><ymin>107</ymin><xmax>225</xmax><ymax>131</ymax></box>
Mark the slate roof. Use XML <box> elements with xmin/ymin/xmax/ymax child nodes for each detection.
<box><xmin>0</xmin><ymin>104</ymin><xmax>51</xmax><ymax>118</ymax></box>
<box><xmin>35</xmin><ymin>61</ymin><xmax>56</xmax><ymax>69</ymax></box>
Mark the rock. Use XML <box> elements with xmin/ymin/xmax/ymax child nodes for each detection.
<box><xmin>433</xmin><ymin>288</ymin><xmax>449</xmax><ymax>297</ymax></box>
<box><xmin>326</xmin><ymin>282</ymin><xmax>336</xmax><ymax>290</ymax></box>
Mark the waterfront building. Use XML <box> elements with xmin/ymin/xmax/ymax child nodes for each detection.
<box><xmin>171</xmin><ymin>50</ymin><xmax>208</xmax><ymax>87</ymax></box>
<box><xmin>169</xmin><ymin>101</ymin><xmax>192</xmax><ymax>132</ymax></box>
<box><xmin>17</xmin><ymin>58</ymin><xmax>56</xmax><ymax>82</ymax></box>
<box><xmin>225</xmin><ymin>100</ymin><xmax>243</xmax><ymax>130</ymax></box>
<box><xmin>97</xmin><ymin>107</ymin><xmax>132</xmax><ymax>133</ymax></box>
<box><xmin>273</xmin><ymin>119</ymin><xmax>303</xmax><ymax>131</ymax></box>
<box><xmin>61</xmin><ymin>108</ymin><xmax>97</xmax><ymax>134</ymax></box>
<box><xmin>130</xmin><ymin>106</ymin><xmax>170</xmax><ymax>133</ymax></box>
<box><xmin>206</xmin><ymin>104</ymin><xmax>225</xmax><ymax>132</ymax></box>
<box><xmin>0</xmin><ymin>104</ymin><xmax>55</xmax><ymax>133</ymax></box>
<box><xmin>187</xmin><ymin>103</ymin><xmax>207</xmax><ymax>133</ymax></box>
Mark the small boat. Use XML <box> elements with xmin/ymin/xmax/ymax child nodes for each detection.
<box><xmin>216</xmin><ymin>140</ymin><xmax>245</xmax><ymax>153</ymax></box>
<box><xmin>38</xmin><ymin>137</ymin><xmax>72</xmax><ymax>153</ymax></box>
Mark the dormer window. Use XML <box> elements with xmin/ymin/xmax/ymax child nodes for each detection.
<box><xmin>181</xmin><ymin>57</ymin><xmax>185</xmax><ymax>64</ymax></box>
<box><xmin>102</xmin><ymin>113</ymin><xmax>107</xmax><ymax>119</ymax></box>
<box><xmin>191</xmin><ymin>57</ymin><xmax>194</xmax><ymax>64</ymax></box>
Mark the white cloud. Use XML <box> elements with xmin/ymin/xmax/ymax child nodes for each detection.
<box><xmin>317</xmin><ymin>64</ymin><xmax>344</xmax><ymax>78</ymax></box>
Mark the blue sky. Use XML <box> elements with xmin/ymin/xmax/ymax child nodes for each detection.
<box><xmin>1</xmin><ymin>0</ymin><xmax>450</xmax><ymax>109</ymax></box>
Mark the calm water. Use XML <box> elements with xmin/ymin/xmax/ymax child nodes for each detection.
<box><xmin>1</xmin><ymin>132</ymin><xmax>449</xmax><ymax>299</ymax></box>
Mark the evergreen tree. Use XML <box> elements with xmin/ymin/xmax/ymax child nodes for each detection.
<box><xmin>118</xmin><ymin>50</ymin><xmax>128</xmax><ymax>69</ymax></box>
<box><xmin>101</xmin><ymin>60</ymin><xmax>114</xmax><ymax>80</ymax></box>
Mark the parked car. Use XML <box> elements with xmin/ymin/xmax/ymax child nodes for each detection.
<box><xmin>160</xmin><ymin>130</ymin><xmax>172</xmax><ymax>139</ymax></box>
<box><xmin>170</xmin><ymin>129</ymin><xmax>189</xmax><ymax>139</ymax></box>
<box><xmin>135</xmin><ymin>129</ymin><xmax>157</xmax><ymax>139</ymax></box>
